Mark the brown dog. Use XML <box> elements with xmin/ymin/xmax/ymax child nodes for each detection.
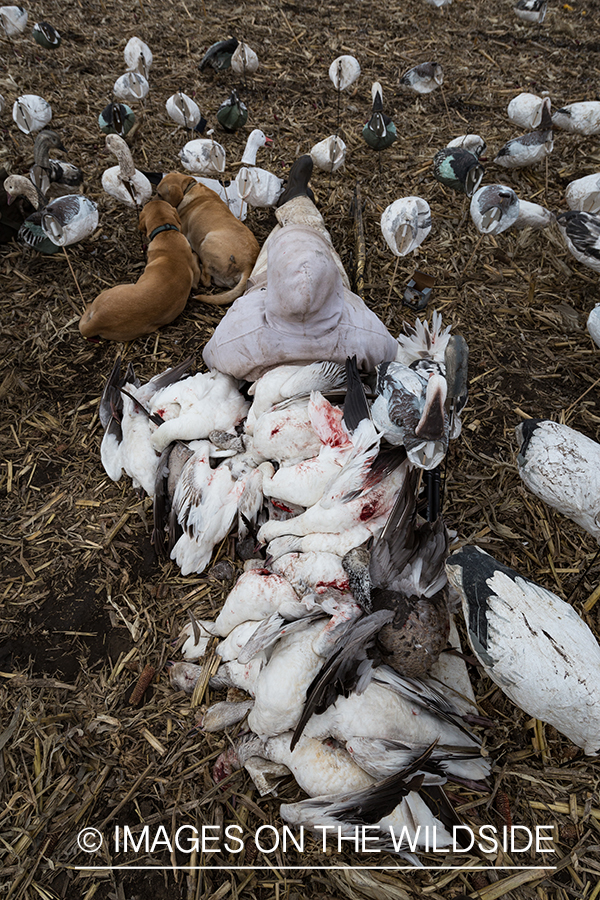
<box><xmin>157</xmin><ymin>172</ymin><xmax>260</xmax><ymax>305</ymax></box>
<box><xmin>79</xmin><ymin>199</ymin><xmax>200</xmax><ymax>341</ymax></box>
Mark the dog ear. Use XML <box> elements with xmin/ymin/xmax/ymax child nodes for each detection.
<box><xmin>137</xmin><ymin>208</ymin><xmax>147</xmax><ymax>233</ymax></box>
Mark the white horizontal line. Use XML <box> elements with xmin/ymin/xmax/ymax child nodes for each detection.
<box><xmin>74</xmin><ymin>866</ymin><xmax>557</xmax><ymax>872</ymax></box>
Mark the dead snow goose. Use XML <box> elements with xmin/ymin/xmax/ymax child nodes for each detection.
<box><xmin>400</xmin><ymin>62</ymin><xmax>444</xmax><ymax>94</ymax></box>
<box><xmin>515</xmin><ymin>418</ymin><xmax>600</xmax><ymax>543</ymax></box>
<box><xmin>446</xmin><ymin>545</ymin><xmax>600</xmax><ymax>755</ymax></box>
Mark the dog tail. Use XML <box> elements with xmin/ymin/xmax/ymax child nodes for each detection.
<box><xmin>192</xmin><ymin>267</ymin><xmax>253</xmax><ymax>306</ymax></box>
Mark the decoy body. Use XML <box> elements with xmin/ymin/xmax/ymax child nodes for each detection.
<box><xmin>199</xmin><ymin>37</ymin><xmax>239</xmax><ymax>72</ymax></box>
<box><xmin>231</xmin><ymin>41</ymin><xmax>259</xmax><ymax>75</ymax></box>
<box><xmin>329</xmin><ymin>55</ymin><xmax>361</xmax><ymax>91</ymax></box>
<box><xmin>494</xmin><ymin>99</ymin><xmax>553</xmax><ymax>168</ymax></box>
<box><xmin>400</xmin><ymin>62</ymin><xmax>443</xmax><ymax>94</ymax></box>
<box><xmin>310</xmin><ymin>135</ymin><xmax>347</xmax><ymax>173</ymax></box>
<box><xmin>552</xmin><ymin>101</ymin><xmax>600</xmax><ymax>136</ymax></box>
<box><xmin>516</xmin><ymin>419</ymin><xmax>600</xmax><ymax>543</ymax></box>
<box><xmin>588</xmin><ymin>305</ymin><xmax>600</xmax><ymax>348</ymax></box>
<box><xmin>433</xmin><ymin>147</ymin><xmax>484</xmax><ymax>197</ymax></box>
<box><xmin>101</xmin><ymin>133</ymin><xmax>152</xmax><ymax>208</ymax></box>
<box><xmin>30</xmin><ymin>130</ymin><xmax>83</xmax><ymax>198</ymax></box>
<box><xmin>124</xmin><ymin>36</ymin><xmax>153</xmax><ymax>79</ymax></box>
<box><xmin>166</xmin><ymin>92</ymin><xmax>203</xmax><ymax>131</ymax></box>
<box><xmin>235</xmin><ymin>129</ymin><xmax>283</xmax><ymax>207</ymax></box>
<box><xmin>556</xmin><ymin>210</ymin><xmax>600</xmax><ymax>273</ymax></box>
<box><xmin>180</xmin><ymin>132</ymin><xmax>226</xmax><ymax>177</ymax></box>
<box><xmin>41</xmin><ymin>195</ymin><xmax>99</xmax><ymax>247</ymax></box>
<box><xmin>0</xmin><ymin>5</ymin><xmax>27</xmax><ymax>36</ymax></box>
<box><xmin>380</xmin><ymin>197</ymin><xmax>432</xmax><ymax>256</ymax></box>
<box><xmin>216</xmin><ymin>90</ymin><xmax>248</xmax><ymax>132</ymax></box>
<box><xmin>507</xmin><ymin>92</ymin><xmax>550</xmax><ymax>129</ymax></box>
<box><xmin>514</xmin><ymin>0</ymin><xmax>547</xmax><ymax>23</ymax></box>
<box><xmin>565</xmin><ymin>173</ymin><xmax>600</xmax><ymax>214</ymax></box>
<box><xmin>470</xmin><ymin>185</ymin><xmax>519</xmax><ymax>234</ymax></box>
<box><xmin>362</xmin><ymin>82</ymin><xmax>397</xmax><ymax>152</ymax></box>
<box><xmin>446</xmin><ymin>545</ymin><xmax>600</xmax><ymax>755</ymax></box>
<box><xmin>3</xmin><ymin>174</ymin><xmax>60</xmax><ymax>254</ymax></box>
<box><xmin>13</xmin><ymin>94</ymin><xmax>52</xmax><ymax>134</ymax></box>
<box><xmin>32</xmin><ymin>21</ymin><xmax>61</xmax><ymax>49</ymax></box>
<box><xmin>446</xmin><ymin>134</ymin><xmax>486</xmax><ymax>158</ymax></box>
<box><xmin>513</xmin><ymin>199</ymin><xmax>554</xmax><ymax>230</ymax></box>
<box><xmin>113</xmin><ymin>72</ymin><xmax>149</xmax><ymax>104</ymax></box>
<box><xmin>98</xmin><ymin>102</ymin><xmax>136</xmax><ymax>137</ymax></box>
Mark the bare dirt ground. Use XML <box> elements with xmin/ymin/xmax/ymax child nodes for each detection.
<box><xmin>1</xmin><ymin>0</ymin><xmax>600</xmax><ymax>897</ymax></box>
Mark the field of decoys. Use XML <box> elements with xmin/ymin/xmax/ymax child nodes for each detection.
<box><xmin>2</xmin><ymin>0</ymin><xmax>600</xmax><ymax>897</ymax></box>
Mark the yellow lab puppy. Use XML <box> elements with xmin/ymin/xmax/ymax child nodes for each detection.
<box><xmin>157</xmin><ymin>172</ymin><xmax>260</xmax><ymax>305</ymax></box>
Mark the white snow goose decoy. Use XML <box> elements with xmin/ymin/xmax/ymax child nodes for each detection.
<box><xmin>556</xmin><ymin>210</ymin><xmax>600</xmax><ymax>273</ymax></box>
<box><xmin>113</xmin><ymin>71</ymin><xmax>149</xmax><ymax>104</ymax></box>
<box><xmin>180</xmin><ymin>130</ymin><xmax>226</xmax><ymax>177</ymax></box>
<box><xmin>515</xmin><ymin>418</ymin><xmax>600</xmax><ymax>543</ymax></box>
<box><xmin>565</xmin><ymin>172</ymin><xmax>600</xmax><ymax>215</ymax></box>
<box><xmin>30</xmin><ymin>129</ymin><xmax>83</xmax><ymax>197</ymax></box>
<box><xmin>0</xmin><ymin>5</ymin><xmax>27</xmax><ymax>36</ymax></box>
<box><xmin>470</xmin><ymin>184</ymin><xmax>520</xmax><ymax>234</ymax></box>
<box><xmin>552</xmin><ymin>101</ymin><xmax>600</xmax><ymax>136</ymax></box>
<box><xmin>310</xmin><ymin>135</ymin><xmax>347</xmax><ymax>173</ymax></box>
<box><xmin>235</xmin><ymin>128</ymin><xmax>283</xmax><ymax>207</ymax></box>
<box><xmin>381</xmin><ymin>196</ymin><xmax>432</xmax><ymax>257</ymax></box>
<box><xmin>101</xmin><ymin>133</ymin><xmax>152</xmax><ymax>208</ymax></box>
<box><xmin>494</xmin><ymin>98</ymin><xmax>553</xmax><ymax>168</ymax></box>
<box><xmin>165</xmin><ymin>91</ymin><xmax>203</xmax><ymax>131</ymax></box>
<box><xmin>588</xmin><ymin>305</ymin><xmax>600</xmax><ymax>348</ymax></box>
<box><xmin>513</xmin><ymin>199</ymin><xmax>554</xmax><ymax>230</ymax></box>
<box><xmin>446</xmin><ymin>133</ymin><xmax>486</xmax><ymax>158</ymax></box>
<box><xmin>12</xmin><ymin>94</ymin><xmax>52</xmax><ymax>134</ymax></box>
<box><xmin>41</xmin><ymin>194</ymin><xmax>99</xmax><ymax>247</ymax></box>
<box><xmin>400</xmin><ymin>62</ymin><xmax>444</xmax><ymax>94</ymax></box>
<box><xmin>446</xmin><ymin>545</ymin><xmax>600</xmax><ymax>755</ymax></box>
<box><xmin>124</xmin><ymin>36</ymin><xmax>152</xmax><ymax>79</ymax></box>
<box><xmin>230</xmin><ymin>41</ymin><xmax>259</xmax><ymax>76</ymax></box>
<box><xmin>507</xmin><ymin>92</ymin><xmax>551</xmax><ymax>129</ymax></box>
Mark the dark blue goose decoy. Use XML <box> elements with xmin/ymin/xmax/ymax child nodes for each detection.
<box><xmin>433</xmin><ymin>147</ymin><xmax>484</xmax><ymax>197</ymax></box>
<box><xmin>32</xmin><ymin>21</ymin><xmax>61</xmax><ymax>48</ymax></box>
<box><xmin>98</xmin><ymin>102</ymin><xmax>136</xmax><ymax>137</ymax></box>
<box><xmin>198</xmin><ymin>37</ymin><xmax>239</xmax><ymax>72</ymax></box>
